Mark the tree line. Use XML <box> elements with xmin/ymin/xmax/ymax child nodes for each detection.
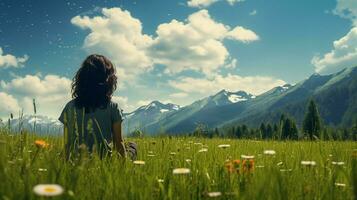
<box><xmin>190</xmin><ymin>100</ymin><xmax>357</xmax><ymax>140</ymax></box>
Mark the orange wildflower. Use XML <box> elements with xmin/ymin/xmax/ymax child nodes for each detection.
<box><xmin>35</xmin><ymin>140</ymin><xmax>49</xmax><ymax>148</ymax></box>
<box><xmin>242</xmin><ymin>159</ymin><xmax>254</xmax><ymax>173</ymax></box>
<box><xmin>225</xmin><ymin>159</ymin><xmax>241</xmax><ymax>174</ymax></box>
<box><xmin>225</xmin><ymin>162</ymin><xmax>234</xmax><ymax>173</ymax></box>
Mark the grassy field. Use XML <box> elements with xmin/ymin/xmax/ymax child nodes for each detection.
<box><xmin>0</xmin><ymin>131</ymin><xmax>356</xmax><ymax>200</ymax></box>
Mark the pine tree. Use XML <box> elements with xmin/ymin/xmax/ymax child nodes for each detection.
<box><xmin>303</xmin><ymin>100</ymin><xmax>322</xmax><ymax>140</ymax></box>
<box><xmin>266</xmin><ymin>124</ymin><xmax>273</xmax><ymax>139</ymax></box>
<box><xmin>214</xmin><ymin>128</ymin><xmax>220</xmax><ymax>138</ymax></box>
<box><xmin>260</xmin><ymin>123</ymin><xmax>266</xmax><ymax>139</ymax></box>
<box><xmin>353</xmin><ymin>121</ymin><xmax>357</xmax><ymax>141</ymax></box>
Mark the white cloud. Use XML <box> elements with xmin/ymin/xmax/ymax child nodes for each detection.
<box><xmin>312</xmin><ymin>0</ymin><xmax>357</xmax><ymax>74</ymax></box>
<box><xmin>149</xmin><ymin>9</ymin><xmax>258</xmax><ymax>75</ymax></box>
<box><xmin>0</xmin><ymin>47</ymin><xmax>29</xmax><ymax>68</ymax></box>
<box><xmin>226</xmin><ymin>0</ymin><xmax>245</xmax><ymax>6</ymax></box>
<box><xmin>72</xmin><ymin>8</ymin><xmax>259</xmax><ymax>77</ymax></box>
<box><xmin>226</xmin><ymin>26</ymin><xmax>260</xmax><ymax>43</ymax></box>
<box><xmin>112</xmin><ymin>95</ymin><xmax>135</xmax><ymax>112</ymax></box>
<box><xmin>187</xmin><ymin>0</ymin><xmax>244</xmax><ymax>8</ymax></box>
<box><xmin>71</xmin><ymin>8</ymin><xmax>153</xmax><ymax>81</ymax></box>
<box><xmin>169</xmin><ymin>92</ymin><xmax>189</xmax><ymax>98</ymax></box>
<box><xmin>0</xmin><ymin>92</ymin><xmax>21</xmax><ymax>118</ymax></box>
<box><xmin>312</xmin><ymin>27</ymin><xmax>357</xmax><ymax>74</ymax></box>
<box><xmin>136</xmin><ymin>100</ymin><xmax>152</xmax><ymax>107</ymax></box>
<box><xmin>187</xmin><ymin>0</ymin><xmax>218</xmax><ymax>8</ymax></box>
<box><xmin>1</xmin><ymin>74</ymin><xmax>72</xmax><ymax>118</ymax></box>
<box><xmin>333</xmin><ymin>0</ymin><xmax>357</xmax><ymax>25</ymax></box>
<box><xmin>1</xmin><ymin>74</ymin><xmax>71</xmax><ymax>96</ymax></box>
<box><xmin>169</xmin><ymin>74</ymin><xmax>286</xmax><ymax>95</ymax></box>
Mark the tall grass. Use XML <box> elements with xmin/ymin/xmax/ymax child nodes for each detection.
<box><xmin>0</xmin><ymin>130</ymin><xmax>356</xmax><ymax>199</ymax></box>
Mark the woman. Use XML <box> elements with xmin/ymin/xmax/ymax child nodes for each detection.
<box><xmin>58</xmin><ymin>54</ymin><xmax>136</xmax><ymax>160</ymax></box>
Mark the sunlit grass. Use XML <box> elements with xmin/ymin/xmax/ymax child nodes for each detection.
<box><xmin>0</xmin><ymin>130</ymin><xmax>356</xmax><ymax>199</ymax></box>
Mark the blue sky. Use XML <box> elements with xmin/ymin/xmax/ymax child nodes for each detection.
<box><xmin>0</xmin><ymin>0</ymin><xmax>356</xmax><ymax>118</ymax></box>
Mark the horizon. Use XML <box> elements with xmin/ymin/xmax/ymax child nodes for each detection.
<box><xmin>0</xmin><ymin>0</ymin><xmax>357</xmax><ymax>118</ymax></box>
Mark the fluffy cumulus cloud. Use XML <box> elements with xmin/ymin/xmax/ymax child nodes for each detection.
<box><xmin>169</xmin><ymin>74</ymin><xmax>286</xmax><ymax>95</ymax></box>
<box><xmin>72</xmin><ymin>8</ymin><xmax>259</xmax><ymax>77</ymax></box>
<box><xmin>187</xmin><ymin>0</ymin><xmax>244</xmax><ymax>8</ymax></box>
<box><xmin>226</xmin><ymin>26</ymin><xmax>260</xmax><ymax>43</ymax></box>
<box><xmin>312</xmin><ymin>27</ymin><xmax>357</xmax><ymax>74</ymax></box>
<box><xmin>0</xmin><ymin>74</ymin><xmax>72</xmax><ymax>118</ymax></box>
<box><xmin>0</xmin><ymin>92</ymin><xmax>21</xmax><ymax>118</ymax></box>
<box><xmin>71</xmin><ymin>8</ymin><xmax>153</xmax><ymax>81</ymax></box>
<box><xmin>312</xmin><ymin>0</ymin><xmax>357</xmax><ymax>74</ymax></box>
<box><xmin>0</xmin><ymin>47</ymin><xmax>28</xmax><ymax>68</ymax></box>
<box><xmin>149</xmin><ymin>9</ymin><xmax>258</xmax><ymax>75</ymax></box>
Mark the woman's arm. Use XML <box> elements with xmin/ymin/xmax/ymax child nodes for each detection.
<box><xmin>112</xmin><ymin>121</ymin><xmax>127</xmax><ymax>158</ymax></box>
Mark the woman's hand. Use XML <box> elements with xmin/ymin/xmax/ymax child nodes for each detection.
<box><xmin>112</xmin><ymin>121</ymin><xmax>127</xmax><ymax>158</ymax></box>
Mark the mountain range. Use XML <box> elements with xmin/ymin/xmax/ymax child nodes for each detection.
<box><xmin>2</xmin><ymin>66</ymin><xmax>356</xmax><ymax>135</ymax></box>
<box><xmin>124</xmin><ymin>66</ymin><xmax>357</xmax><ymax>134</ymax></box>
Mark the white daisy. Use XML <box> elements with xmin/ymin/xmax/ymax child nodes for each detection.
<box><xmin>331</xmin><ymin>161</ymin><xmax>345</xmax><ymax>166</ymax></box>
<box><xmin>198</xmin><ymin>148</ymin><xmax>208</xmax><ymax>153</ymax></box>
<box><xmin>301</xmin><ymin>161</ymin><xmax>316</xmax><ymax>166</ymax></box>
<box><xmin>207</xmin><ymin>192</ymin><xmax>222</xmax><ymax>197</ymax></box>
<box><xmin>133</xmin><ymin>160</ymin><xmax>145</xmax><ymax>165</ymax></box>
<box><xmin>263</xmin><ymin>150</ymin><xmax>276</xmax><ymax>155</ymax></box>
<box><xmin>241</xmin><ymin>155</ymin><xmax>255</xmax><ymax>159</ymax></box>
<box><xmin>33</xmin><ymin>184</ymin><xmax>64</xmax><ymax>197</ymax></box>
<box><xmin>218</xmin><ymin>144</ymin><xmax>230</xmax><ymax>148</ymax></box>
<box><xmin>335</xmin><ymin>183</ymin><xmax>346</xmax><ymax>187</ymax></box>
<box><xmin>173</xmin><ymin>168</ymin><xmax>191</xmax><ymax>175</ymax></box>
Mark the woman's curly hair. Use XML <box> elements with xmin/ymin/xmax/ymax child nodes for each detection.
<box><xmin>71</xmin><ymin>54</ymin><xmax>117</xmax><ymax>110</ymax></box>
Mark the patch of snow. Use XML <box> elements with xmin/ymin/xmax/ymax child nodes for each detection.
<box><xmin>251</xmin><ymin>95</ymin><xmax>256</xmax><ymax>99</ymax></box>
<box><xmin>160</xmin><ymin>109</ymin><xmax>169</xmax><ymax>113</ymax></box>
<box><xmin>172</xmin><ymin>105</ymin><xmax>180</xmax><ymax>110</ymax></box>
<box><xmin>228</xmin><ymin>94</ymin><xmax>247</xmax><ymax>103</ymax></box>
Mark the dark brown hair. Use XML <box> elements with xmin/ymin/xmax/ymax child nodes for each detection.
<box><xmin>71</xmin><ymin>54</ymin><xmax>117</xmax><ymax>110</ymax></box>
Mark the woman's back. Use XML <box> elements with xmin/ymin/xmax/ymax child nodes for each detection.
<box><xmin>59</xmin><ymin>100</ymin><xmax>123</xmax><ymax>156</ymax></box>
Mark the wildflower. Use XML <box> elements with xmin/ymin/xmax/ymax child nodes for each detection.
<box><xmin>133</xmin><ymin>160</ymin><xmax>145</xmax><ymax>165</ymax></box>
<box><xmin>218</xmin><ymin>144</ymin><xmax>230</xmax><ymax>148</ymax></box>
<box><xmin>157</xmin><ymin>179</ymin><xmax>164</xmax><ymax>183</ymax></box>
<box><xmin>33</xmin><ymin>184</ymin><xmax>64</xmax><ymax>197</ymax></box>
<box><xmin>170</xmin><ymin>152</ymin><xmax>176</xmax><ymax>155</ymax></box>
<box><xmin>277</xmin><ymin>161</ymin><xmax>283</xmax><ymax>166</ymax></box>
<box><xmin>263</xmin><ymin>150</ymin><xmax>276</xmax><ymax>155</ymax></box>
<box><xmin>207</xmin><ymin>192</ymin><xmax>222</xmax><ymax>197</ymax></box>
<box><xmin>38</xmin><ymin>168</ymin><xmax>47</xmax><ymax>172</ymax></box>
<box><xmin>185</xmin><ymin>159</ymin><xmax>191</xmax><ymax>163</ymax></box>
<box><xmin>280</xmin><ymin>169</ymin><xmax>292</xmax><ymax>172</ymax></box>
<box><xmin>225</xmin><ymin>162</ymin><xmax>235</xmax><ymax>173</ymax></box>
<box><xmin>198</xmin><ymin>148</ymin><xmax>208</xmax><ymax>153</ymax></box>
<box><xmin>331</xmin><ymin>161</ymin><xmax>345</xmax><ymax>166</ymax></box>
<box><xmin>35</xmin><ymin>140</ymin><xmax>49</xmax><ymax>148</ymax></box>
<box><xmin>301</xmin><ymin>161</ymin><xmax>316</xmax><ymax>166</ymax></box>
<box><xmin>225</xmin><ymin>159</ymin><xmax>240</xmax><ymax>174</ymax></box>
<box><xmin>173</xmin><ymin>168</ymin><xmax>191</xmax><ymax>175</ymax></box>
<box><xmin>335</xmin><ymin>183</ymin><xmax>346</xmax><ymax>187</ymax></box>
<box><xmin>241</xmin><ymin>155</ymin><xmax>255</xmax><ymax>159</ymax></box>
<box><xmin>242</xmin><ymin>159</ymin><xmax>254</xmax><ymax>173</ymax></box>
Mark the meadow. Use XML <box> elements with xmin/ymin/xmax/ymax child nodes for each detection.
<box><xmin>0</xmin><ymin>131</ymin><xmax>356</xmax><ymax>200</ymax></box>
